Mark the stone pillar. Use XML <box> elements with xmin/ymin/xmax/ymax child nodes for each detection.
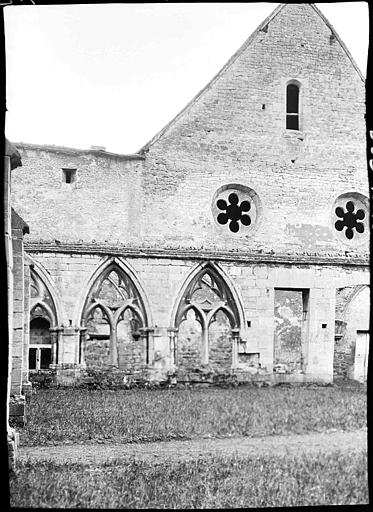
<box><xmin>110</xmin><ymin>326</ymin><xmax>118</xmax><ymax>366</ymax></box>
<box><xmin>79</xmin><ymin>327</ymin><xmax>87</xmax><ymax>367</ymax></box>
<box><xmin>304</xmin><ymin>288</ymin><xmax>335</xmax><ymax>383</ymax></box>
<box><xmin>201</xmin><ymin>324</ymin><xmax>209</xmax><ymax>365</ymax></box>
<box><xmin>11</xmin><ymin>217</ymin><xmax>25</xmax><ymax>396</ymax></box>
<box><xmin>60</xmin><ymin>325</ymin><xmax>80</xmax><ymax>364</ymax></box>
<box><xmin>21</xmin><ymin>259</ymin><xmax>32</xmax><ymax>398</ymax></box>
<box><xmin>5</xmin><ymin>155</ymin><xmax>13</xmax><ymax>431</ymax></box>
<box><xmin>167</xmin><ymin>327</ymin><xmax>178</xmax><ymax>367</ymax></box>
<box><xmin>231</xmin><ymin>328</ymin><xmax>240</xmax><ymax>368</ymax></box>
<box><xmin>49</xmin><ymin>328</ymin><xmax>59</xmax><ymax>365</ymax></box>
<box><xmin>140</xmin><ymin>327</ymin><xmax>154</xmax><ymax>365</ymax></box>
<box><xmin>5</xmin><ymin>142</ymin><xmax>23</xmax><ymax>470</ymax></box>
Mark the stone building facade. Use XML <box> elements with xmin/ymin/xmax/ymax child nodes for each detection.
<box><xmin>9</xmin><ymin>3</ymin><xmax>369</xmax><ymax>389</ymax></box>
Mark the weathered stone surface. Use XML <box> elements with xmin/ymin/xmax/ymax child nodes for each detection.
<box><xmin>6</xmin><ymin>4</ymin><xmax>370</xmax><ymax>387</ymax></box>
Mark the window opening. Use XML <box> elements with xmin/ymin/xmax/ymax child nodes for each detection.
<box><xmin>81</xmin><ymin>265</ymin><xmax>148</xmax><ymax>369</ymax></box>
<box><xmin>62</xmin><ymin>168</ymin><xmax>77</xmax><ymax>184</ymax></box>
<box><xmin>174</xmin><ymin>265</ymin><xmax>240</xmax><ymax>369</ymax></box>
<box><xmin>29</xmin><ymin>316</ymin><xmax>52</xmax><ymax>371</ymax></box>
<box><xmin>286</xmin><ymin>83</ymin><xmax>300</xmax><ymax>130</ymax></box>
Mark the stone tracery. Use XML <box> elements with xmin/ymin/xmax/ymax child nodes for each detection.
<box><xmin>174</xmin><ymin>265</ymin><xmax>241</xmax><ymax>369</ymax></box>
<box><xmin>81</xmin><ymin>264</ymin><xmax>149</xmax><ymax>368</ymax></box>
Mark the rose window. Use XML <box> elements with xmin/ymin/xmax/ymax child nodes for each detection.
<box><xmin>217</xmin><ymin>193</ymin><xmax>251</xmax><ymax>233</ymax></box>
<box><xmin>332</xmin><ymin>192</ymin><xmax>368</xmax><ymax>245</ymax></box>
<box><xmin>335</xmin><ymin>201</ymin><xmax>365</xmax><ymax>240</ymax></box>
<box><xmin>212</xmin><ymin>184</ymin><xmax>262</xmax><ymax>236</ymax></box>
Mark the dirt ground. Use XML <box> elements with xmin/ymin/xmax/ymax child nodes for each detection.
<box><xmin>18</xmin><ymin>427</ymin><xmax>367</xmax><ymax>465</ymax></box>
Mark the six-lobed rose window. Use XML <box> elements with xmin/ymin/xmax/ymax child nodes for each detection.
<box><xmin>212</xmin><ymin>184</ymin><xmax>262</xmax><ymax>236</ymax></box>
<box><xmin>332</xmin><ymin>192</ymin><xmax>368</xmax><ymax>245</ymax></box>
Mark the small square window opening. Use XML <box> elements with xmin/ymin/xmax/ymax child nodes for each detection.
<box><xmin>62</xmin><ymin>168</ymin><xmax>77</xmax><ymax>184</ymax></box>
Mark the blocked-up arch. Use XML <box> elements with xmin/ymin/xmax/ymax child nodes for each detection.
<box><xmin>79</xmin><ymin>258</ymin><xmax>152</xmax><ymax>369</ymax></box>
<box><xmin>171</xmin><ymin>262</ymin><xmax>244</xmax><ymax>370</ymax></box>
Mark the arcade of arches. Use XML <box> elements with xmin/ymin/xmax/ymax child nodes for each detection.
<box><xmin>23</xmin><ymin>260</ymin><xmax>369</xmax><ymax>386</ymax></box>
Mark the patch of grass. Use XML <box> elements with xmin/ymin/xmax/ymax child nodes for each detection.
<box><xmin>10</xmin><ymin>450</ymin><xmax>368</xmax><ymax>508</ymax></box>
<box><xmin>20</xmin><ymin>385</ymin><xmax>366</xmax><ymax>446</ymax></box>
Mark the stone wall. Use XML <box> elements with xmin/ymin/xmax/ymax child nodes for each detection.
<box><xmin>10</xmin><ymin>5</ymin><xmax>368</xmax><ymax>263</ymax></box>
<box><xmin>7</xmin><ymin>4</ymin><xmax>369</xmax><ymax>387</ymax></box>
<box><xmin>139</xmin><ymin>3</ymin><xmax>367</xmax><ymax>257</ymax></box>
<box><xmin>9</xmin><ymin>210</ymin><xmax>29</xmax><ymax>426</ymax></box>
<box><xmin>11</xmin><ymin>145</ymin><xmax>145</xmax><ymax>245</ymax></box>
<box><xmin>334</xmin><ymin>285</ymin><xmax>369</xmax><ymax>380</ymax></box>
<box><xmin>21</xmin><ymin>250</ymin><xmax>369</xmax><ymax>383</ymax></box>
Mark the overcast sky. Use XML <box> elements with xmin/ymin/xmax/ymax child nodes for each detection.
<box><xmin>4</xmin><ymin>2</ymin><xmax>369</xmax><ymax>154</ymax></box>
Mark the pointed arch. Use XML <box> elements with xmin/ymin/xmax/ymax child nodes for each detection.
<box><xmin>28</xmin><ymin>256</ymin><xmax>62</xmax><ymax>327</ymax></box>
<box><xmin>342</xmin><ymin>285</ymin><xmax>369</xmax><ymax>321</ymax></box>
<box><xmin>171</xmin><ymin>261</ymin><xmax>244</xmax><ymax>370</ymax></box>
<box><xmin>30</xmin><ymin>302</ymin><xmax>56</xmax><ymax>325</ymax></box>
<box><xmin>78</xmin><ymin>257</ymin><xmax>152</xmax><ymax>370</ymax></box>
<box><xmin>74</xmin><ymin>256</ymin><xmax>152</xmax><ymax>328</ymax></box>
<box><xmin>171</xmin><ymin>261</ymin><xmax>244</xmax><ymax>330</ymax></box>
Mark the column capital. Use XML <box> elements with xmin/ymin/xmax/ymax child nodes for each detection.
<box><xmin>167</xmin><ymin>327</ymin><xmax>178</xmax><ymax>334</ymax></box>
<box><xmin>49</xmin><ymin>326</ymin><xmax>63</xmax><ymax>333</ymax></box>
<box><xmin>139</xmin><ymin>327</ymin><xmax>154</xmax><ymax>334</ymax></box>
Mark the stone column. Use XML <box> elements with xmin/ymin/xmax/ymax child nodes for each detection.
<box><xmin>140</xmin><ymin>327</ymin><xmax>154</xmax><ymax>365</ymax></box>
<box><xmin>22</xmin><ymin>259</ymin><xmax>31</xmax><ymax>392</ymax></box>
<box><xmin>201</xmin><ymin>323</ymin><xmax>209</xmax><ymax>365</ymax></box>
<box><xmin>110</xmin><ymin>326</ymin><xmax>118</xmax><ymax>366</ymax></box>
<box><xmin>79</xmin><ymin>327</ymin><xmax>87</xmax><ymax>367</ymax></box>
<box><xmin>231</xmin><ymin>328</ymin><xmax>240</xmax><ymax>368</ymax></box>
<box><xmin>49</xmin><ymin>328</ymin><xmax>59</xmax><ymax>366</ymax></box>
<box><xmin>167</xmin><ymin>328</ymin><xmax>178</xmax><ymax>367</ymax></box>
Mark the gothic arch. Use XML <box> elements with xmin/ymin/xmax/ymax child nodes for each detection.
<box><xmin>74</xmin><ymin>256</ymin><xmax>153</xmax><ymax>327</ymax></box>
<box><xmin>170</xmin><ymin>261</ymin><xmax>244</xmax><ymax>369</ymax></box>
<box><xmin>28</xmin><ymin>259</ymin><xmax>62</xmax><ymax>370</ymax></box>
<box><xmin>28</xmin><ymin>256</ymin><xmax>63</xmax><ymax>327</ymax></box>
<box><xmin>171</xmin><ymin>261</ymin><xmax>244</xmax><ymax>329</ymax></box>
<box><xmin>342</xmin><ymin>285</ymin><xmax>369</xmax><ymax>321</ymax></box>
<box><xmin>78</xmin><ymin>257</ymin><xmax>152</xmax><ymax>369</ymax></box>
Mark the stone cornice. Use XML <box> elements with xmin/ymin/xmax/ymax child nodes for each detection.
<box><xmin>24</xmin><ymin>242</ymin><xmax>370</xmax><ymax>267</ymax></box>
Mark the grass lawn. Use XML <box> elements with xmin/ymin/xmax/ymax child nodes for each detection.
<box><xmin>10</xmin><ymin>450</ymin><xmax>368</xmax><ymax>508</ymax></box>
<box><xmin>20</xmin><ymin>383</ymin><xmax>366</xmax><ymax>446</ymax></box>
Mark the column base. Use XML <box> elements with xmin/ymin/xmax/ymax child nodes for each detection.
<box><xmin>9</xmin><ymin>395</ymin><xmax>26</xmax><ymax>427</ymax></box>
